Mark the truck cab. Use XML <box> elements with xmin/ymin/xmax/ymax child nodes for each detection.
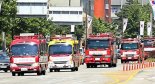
<box><xmin>48</xmin><ymin>34</ymin><xmax>80</xmax><ymax>72</ymax></box>
<box><xmin>85</xmin><ymin>33</ymin><xmax>117</xmax><ymax>68</ymax></box>
<box><xmin>120</xmin><ymin>38</ymin><xmax>144</xmax><ymax>63</ymax></box>
<box><xmin>9</xmin><ymin>33</ymin><xmax>48</xmax><ymax>76</ymax></box>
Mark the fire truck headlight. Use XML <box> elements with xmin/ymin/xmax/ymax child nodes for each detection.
<box><xmin>31</xmin><ymin>63</ymin><xmax>39</xmax><ymax>67</ymax></box>
<box><xmin>105</xmin><ymin>55</ymin><xmax>111</xmax><ymax>58</ymax></box>
<box><xmin>10</xmin><ymin>64</ymin><xmax>17</xmax><ymax>67</ymax></box>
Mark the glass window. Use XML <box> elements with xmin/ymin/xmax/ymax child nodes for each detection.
<box><xmin>11</xmin><ymin>44</ymin><xmax>38</xmax><ymax>56</ymax></box>
<box><xmin>53</xmin><ymin>11</ymin><xmax>61</xmax><ymax>14</ymax></box>
<box><xmin>79</xmin><ymin>11</ymin><xmax>82</xmax><ymax>14</ymax></box>
<box><xmin>49</xmin><ymin>44</ymin><xmax>72</xmax><ymax>55</ymax></box>
<box><xmin>49</xmin><ymin>11</ymin><xmax>52</xmax><ymax>14</ymax></box>
<box><xmin>121</xmin><ymin>43</ymin><xmax>138</xmax><ymax>50</ymax></box>
<box><xmin>87</xmin><ymin>39</ymin><xmax>109</xmax><ymax>49</ymax></box>
<box><xmin>62</xmin><ymin>11</ymin><xmax>69</xmax><ymax>14</ymax></box>
<box><xmin>70</xmin><ymin>11</ymin><xmax>78</xmax><ymax>14</ymax></box>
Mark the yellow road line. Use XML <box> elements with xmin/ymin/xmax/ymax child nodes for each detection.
<box><xmin>106</xmin><ymin>70</ymin><xmax>140</xmax><ymax>84</ymax></box>
<box><xmin>120</xmin><ymin>70</ymin><xmax>139</xmax><ymax>84</ymax></box>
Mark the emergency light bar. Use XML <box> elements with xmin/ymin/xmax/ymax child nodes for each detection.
<box><xmin>13</xmin><ymin>33</ymin><xmax>42</xmax><ymax>40</ymax></box>
<box><xmin>20</xmin><ymin>33</ymin><xmax>35</xmax><ymax>36</ymax></box>
<box><xmin>52</xmin><ymin>34</ymin><xmax>75</xmax><ymax>40</ymax></box>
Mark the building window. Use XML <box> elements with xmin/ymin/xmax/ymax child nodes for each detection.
<box><xmin>53</xmin><ymin>11</ymin><xmax>61</xmax><ymax>14</ymax></box>
<box><xmin>49</xmin><ymin>11</ymin><xmax>52</xmax><ymax>14</ymax></box>
<box><xmin>70</xmin><ymin>11</ymin><xmax>78</xmax><ymax>14</ymax></box>
<box><xmin>79</xmin><ymin>11</ymin><xmax>82</xmax><ymax>14</ymax></box>
<box><xmin>62</xmin><ymin>11</ymin><xmax>69</xmax><ymax>14</ymax></box>
<box><xmin>105</xmin><ymin>0</ymin><xmax>109</xmax><ymax>4</ymax></box>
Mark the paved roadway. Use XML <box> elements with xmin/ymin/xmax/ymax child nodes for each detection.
<box><xmin>0</xmin><ymin>60</ymin><xmax>123</xmax><ymax>84</ymax></box>
<box><xmin>128</xmin><ymin>68</ymin><xmax>155</xmax><ymax>84</ymax></box>
<box><xmin>1</xmin><ymin>60</ymin><xmax>155</xmax><ymax>84</ymax></box>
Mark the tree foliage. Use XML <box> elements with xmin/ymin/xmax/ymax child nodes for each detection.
<box><xmin>116</xmin><ymin>0</ymin><xmax>151</xmax><ymax>38</ymax></box>
<box><xmin>92</xmin><ymin>18</ymin><xmax>117</xmax><ymax>34</ymax></box>
<box><xmin>0</xmin><ymin>0</ymin><xmax>85</xmax><ymax>47</ymax></box>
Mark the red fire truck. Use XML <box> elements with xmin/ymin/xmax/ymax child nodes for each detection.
<box><xmin>84</xmin><ymin>33</ymin><xmax>117</xmax><ymax>68</ymax></box>
<box><xmin>120</xmin><ymin>38</ymin><xmax>144</xmax><ymax>63</ymax></box>
<box><xmin>9</xmin><ymin>33</ymin><xmax>48</xmax><ymax>76</ymax></box>
<box><xmin>143</xmin><ymin>37</ymin><xmax>155</xmax><ymax>59</ymax></box>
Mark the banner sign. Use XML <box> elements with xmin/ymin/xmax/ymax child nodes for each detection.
<box><xmin>140</xmin><ymin>21</ymin><xmax>144</xmax><ymax>36</ymax></box>
<box><xmin>147</xmin><ymin>22</ymin><xmax>152</xmax><ymax>36</ymax></box>
<box><xmin>123</xmin><ymin>18</ymin><xmax>128</xmax><ymax>33</ymax></box>
<box><xmin>149</xmin><ymin>0</ymin><xmax>155</xmax><ymax>20</ymax></box>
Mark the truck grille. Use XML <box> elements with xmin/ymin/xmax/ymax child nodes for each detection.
<box><xmin>93</xmin><ymin>55</ymin><xmax>102</xmax><ymax>57</ymax></box>
<box><xmin>17</xmin><ymin>64</ymin><xmax>32</xmax><ymax>67</ymax></box>
<box><xmin>126</xmin><ymin>54</ymin><xmax>134</xmax><ymax>57</ymax></box>
<box><xmin>54</xmin><ymin>61</ymin><xmax>67</xmax><ymax>64</ymax></box>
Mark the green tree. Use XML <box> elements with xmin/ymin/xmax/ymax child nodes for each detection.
<box><xmin>0</xmin><ymin>0</ymin><xmax>17</xmax><ymax>47</ymax></box>
<box><xmin>92</xmin><ymin>18</ymin><xmax>117</xmax><ymax>34</ymax></box>
<box><xmin>116</xmin><ymin>0</ymin><xmax>151</xmax><ymax>38</ymax></box>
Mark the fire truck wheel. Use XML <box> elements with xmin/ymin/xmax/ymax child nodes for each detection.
<box><xmin>42</xmin><ymin>70</ymin><xmax>46</xmax><ymax>75</ymax></box>
<box><xmin>86</xmin><ymin>64</ymin><xmax>90</xmax><ymax>68</ymax></box>
<box><xmin>12</xmin><ymin>72</ymin><xmax>16</xmax><ymax>76</ymax></box>
<box><xmin>121</xmin><ymin>60</ymin><xmax>125</xmax><ymax>63</ymax></box>
<box><xmin>37</xmin><ymin>71</ymin><xmax>41</xmax><ymax>75</ymax></box>
<box><xmin>4</xmin><ymin>69</ymin><xmax>8</xmax><ymax>72</ymax></box>
<box><xmin>108</xmin><ymin>64</ymin><xmax>112</xmax><ymax>68</ymax></box>
<box><xmin>18</xmin><ymin>73</ymin><xmax>21</xmax><ymax>76</ymax></box>
<box><xmin>94</xmin><ymin>65</ymin><xmax>97</xmax><ymax>68</ymax></box>
<box><xmin>49</xmin><ymin>69</ymin><xmax>53</xmax><ymax>72</ymax></box>
<box><xmin>112</xmin><ymin>64</ymin><xmax>117</xmax><ymax>67</ymax></box>
<box><xmin>71</xmin><ymin>68</ymin><xmax>75</xmax><ymax>72</ymax></box>
<box><xmin>75</xmin><ymin>67</ymin><xmax>78</xmax><ymax>71</ymax></box>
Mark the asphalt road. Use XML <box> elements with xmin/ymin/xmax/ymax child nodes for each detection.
<box><xmin>0</xmin><ymin>60</ymin><xmax>123</xmax><ymax>84</ymax></box>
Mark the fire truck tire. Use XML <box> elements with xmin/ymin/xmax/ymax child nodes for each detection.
<box><xmin>37</xmin><ymin>71</ymin><xmax>41</xmax><ymax>75</ymax></box>
<box><xmin>112</xmin><ymin>64</ymin><xmax>117</xmax><ymax>67</ymax></box>
<box><xmin>12</xmin><ymin>72</ymin><xmax>16</xmax><ymax>76</ymax></box>
<box><xmin>54</xmin><ymin>69</ymin><xmax>60</xmax><ymax>72</ymax></box>
<box><xmin>18</xmin><ymin>73</ymin><xmax>21</xmax><ymax>76</ymax></box>
<box><xmin>71</xmin><ymin>68</ymin><xmax>75</xmax><ymax>72</ymax></box>
<box><xmin>75</xmin><ymin>67</ymin><xmax>78</xmax><ymax>71</ymax></box>
<box><xmin>94</xmin><ymin>65</ymin><xmax>97</xmax><ymax>68</ymax></box>
<box><xmin>49</xmin><ymin>69</ymin><xmax>53</xmax><ymax>72</ymax></box>
<box><xmin>108</xmin><ymin>64</ymin><xmax>112</xmax><ymax>68</ymax></box>
<box><xmin>42</xmin><ymin>70</ymin><xmax>46</xmax><ymax>75</ymax></box>
<box><xmin>4</xmin><ymin>69</ymin><xmax>8</xmax><ymax>72</ymax></box>
<box><xmin>121</xmin><ymin>60</ymin><xmax>125</xmax><ymax>63</ymax></box>
<box><xmin>86</xmin><ymin>64</ymin><xmax>90</xmax><ymax>68</ymax></box>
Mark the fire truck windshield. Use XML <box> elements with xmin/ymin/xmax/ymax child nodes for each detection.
<box><xmin>11</xmin><ymin>44</ymin><xmax>38</xmax><ymax>56</ymax></box>
<box><xmin>49</xmin><ymin>44</ymin><xmax>72</xmax><ymax>55</ymax></box>
<box><xmin>121</xmin><ymin>43</ymin><xmax>138</xmax><ymax>50</ymax></box>
<box><xmin>143</xmin><ymin>40</ymin><xmax>153</xmax><ymax>47</ymax></box>
<box><xmin>87</xmin><ymin>39</ymin><xmax>109</xmax><ymax>49</ymax></box>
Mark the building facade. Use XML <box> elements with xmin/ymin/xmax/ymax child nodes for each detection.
<box><xmin>16</xmin><ymin>0</ymin><xmax>48</xmax><ymax>17</ymax></box>
<box><xmin>48</xmin><ymin>0</ymin><xmax>83</xmax><ymax>25</ymax></box>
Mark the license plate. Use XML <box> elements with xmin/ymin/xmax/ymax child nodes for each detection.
<box><xmin>128</xmin><ymin>57</ymin><xmax>132</xmax><ymax>59</ymax></box>
<box><xmin>0</xmin><ymin>66</ymin><xmax>7</xmax><ymax>68</ymax></box>
<box><xmin>21</xmin><ymin>68</ymin><xmax>28</xmax><ymax>71</ymax></box>
<box><xmin>95</xmin><ymin>58</ymin><xmax>100</xmax><ymax>60</ymax></box>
